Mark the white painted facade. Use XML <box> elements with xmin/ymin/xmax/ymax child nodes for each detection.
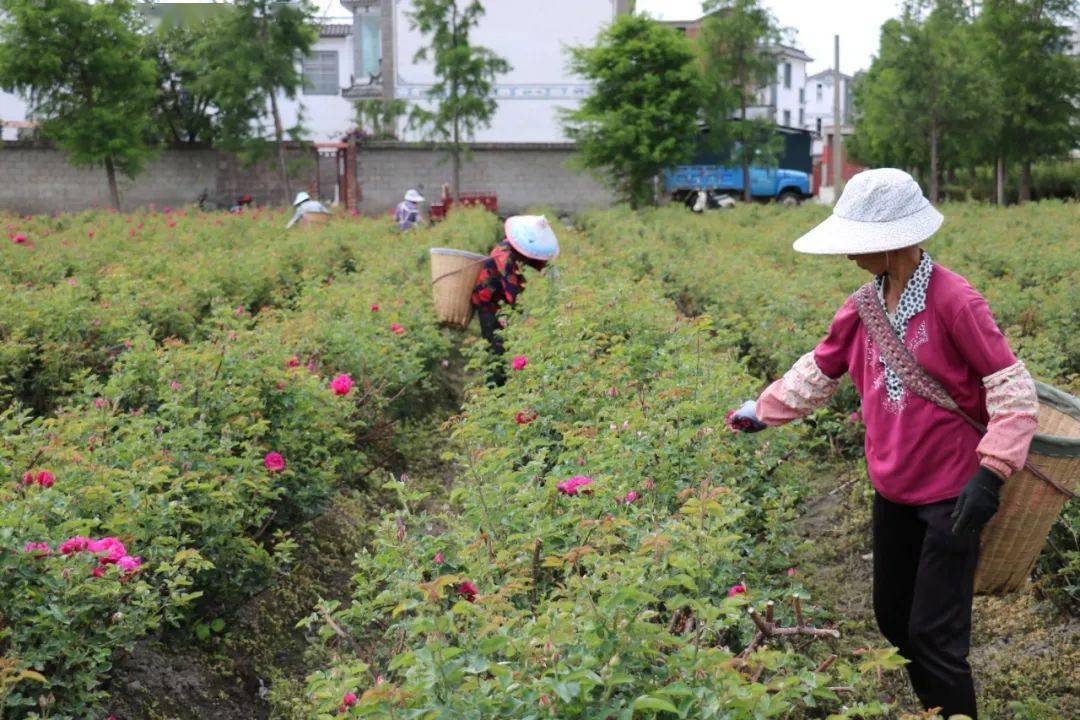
<box><xmin>802</xmin><ymin>69</ymin><xmax>852</xmax><ymax>136</ymax></box>
<box><xmin>276</xmin><ymin>26</ymin><xmax>357</xmax><ymax>142</ymax></box>
<box><xmin>0</xmin><ymin>90</ymin><xmax>30</xmax><ymax>141</ymax></box>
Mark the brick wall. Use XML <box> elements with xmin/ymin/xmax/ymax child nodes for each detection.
<box><xmin>0</xmin><ymin>142</ymin><xmax>323</xmax><ymax>214</ymax></box>
<box><xmin>0</xmin><ymin>141</ymin><xmax>617</xmax><ymax>216</ymax></box>
<box><xmin>358</xmin><ymin>142</ymin><xmax>616</xmax><ymax>216</ymax></box>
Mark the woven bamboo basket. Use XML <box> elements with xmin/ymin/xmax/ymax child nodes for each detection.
<box><xmin>299</xmin><ymin>212</ymin><xmax>330</xmax><ymax>228</ymax></box>
<box><xmin>975</xmin><ymin>382</ymin><xmax>1080</xmax><ymax>595</ymax></box>
<box><xmin>429</xmin><ymin>248</ymin><xmax>487</xmax><ymax>328</ymax></box>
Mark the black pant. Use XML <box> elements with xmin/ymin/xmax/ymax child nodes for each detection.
<box><xmin>872</xmin><ymin>493</ymin><xmax>980</xmax><ymax>719</ymax></box>
<box><xmin>477</xmin><ymin>310</ymin><xmax>506</xmax><ymax>387</ymax></box>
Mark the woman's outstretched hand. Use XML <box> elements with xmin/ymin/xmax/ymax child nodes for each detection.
<box><xmin>950</xmin><ymin>466</ymin><xmax>1004</xmax><ymax>536</ymax></box>
<box><xmin>726</xmin><ymin>399</ymin><xmax>766</xmax><ymax>433</ymax></box>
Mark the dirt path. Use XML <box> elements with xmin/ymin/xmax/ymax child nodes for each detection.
<box><xmin>797</xmin><ymin>467</ymin><xmax>1080</xmax><ymax>719</ymax></box>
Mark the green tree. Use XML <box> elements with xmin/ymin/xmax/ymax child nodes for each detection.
<box><xmin>0</xmin><ymin>0</ymin><xmax>157</xmax><ymax>209</ymax></box>
<box><xmin>148</xmin><ymin>21</ymin><xmax>219</xmax><ymax>145</ymax></box>
<box><xmin>563</xmin><ymin>15</ymin><xmax>702</xmax><ymax>208</ymax></box>
<box><xmin>355</xmin><ymin>98</ymin><xmax>408</xmax><ymax>140</ymax></box>
<box><xmin>407</xmin><ymin>0</ymin><xmax>510</xmax><ymax>201</ymax></box>
<box><xmin>978</xmin><ymin>0</ymin><xmax>1079</xmax><ymax>203</ymax></box>
<box><xmin>849</xmin><ymin>0</ymin><xmax>997</xmax><ymax>202</ymax></box>
<box><xmin>699</xmin><ymin>0</ymin><xmax>783</xmax><ymax>202</ymax></box>
<box><xmin>192</xmin><ymin>0</ymin><xmax>317</xmax><ymax>203</ymax></box>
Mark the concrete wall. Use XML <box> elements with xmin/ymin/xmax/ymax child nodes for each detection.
<box><xmin>0</xmin><ymin>141</ymin><xmax>616</xmax><ymax>216</ymax></box>
<box><xmin>357</xmin><ymin>142</ymin><xmax>615</xmax><ymax>216</ymax></box>
<box><xmin>0</xmin><ymin>142</ymin><xmax>324</xmax><ymax>214</ymax></box>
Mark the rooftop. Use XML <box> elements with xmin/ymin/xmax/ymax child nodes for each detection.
<box><xmin>319</xmin><ymin>23</ymin><xmax>352</xmax><ymax>38</ymax></box>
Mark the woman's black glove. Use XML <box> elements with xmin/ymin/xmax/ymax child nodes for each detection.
<box><xmin>950</xmin><ymin>466</ymin><xmax>1004</xmax><ymax>536</ymax></box>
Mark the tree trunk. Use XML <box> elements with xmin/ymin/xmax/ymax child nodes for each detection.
<box><xmin>928</xmin><ymin>121</ymin><xmax>939</xmax><ymax>204</ymax></box>
<box><xmin>995</xmin><ymin>154</ymin><xmax>1006</xmax><ymax>206</ymax></box>
<box><xmin>269</xmin><ymin>89</ymin><xmax>291</xmax><ymax>205</ymax></box>
<box><xmin>740</xmin><ymin>63</ymin><xmax>750</xmax><ymax>203</ymax></box>
<box><xmin>1018</xmin><ymin>159</ymin><xmax>1032</xmax><ymax>203</ymax></box>
<box><xmin>452</xmin><ymin>117</ymin><xmax>461</xmax><ymax>202</ymax></box>
<box><xmin>104</xmin><ymin>155</ymin><xmax>121</xmax><ymax>211</ymax></box>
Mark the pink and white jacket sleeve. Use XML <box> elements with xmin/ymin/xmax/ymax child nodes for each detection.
<box><xmin>755</xmin><ymin>352</ymin><xmax>841</xmax><ymax>425</ymax></box>
<box><xmin>976</xmin><ymin>362</ymin><xmax>1039</xmax><ymax>478</ymax></box>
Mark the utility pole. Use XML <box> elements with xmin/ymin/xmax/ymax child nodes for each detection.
<box><xmin>832</xmin><ymin>34</ymin><xmax>842</xmax><ymax>199</ymax></box>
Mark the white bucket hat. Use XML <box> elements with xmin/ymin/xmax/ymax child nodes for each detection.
<box><xmin>793</xmin><ymin>168</ymin><xmax>943</xmax><ymax>255</ymax></box>
<box><xmin>404</xmin><ymin>189</ymin><xmax>424</xmax><ymax>203</ymax></box>
<box><xmin>293</xmin><ymin>191</ymin><xmax>311</xmax><ymax>207</ymax></box>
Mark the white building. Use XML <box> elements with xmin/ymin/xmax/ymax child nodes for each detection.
<box><xmin>802</xmin><ymin>69</ymin><xmax>853</xmax><ymax>136</ymax></box>
<box><xmin>2</xmin><ymin>0</ymin><xmax>630</xmax><ymax>144</ymax></box>
<box><xmin>754</xmin><ymin>45</ymin><xmax>813</xmax><ymax>128</ymax></box>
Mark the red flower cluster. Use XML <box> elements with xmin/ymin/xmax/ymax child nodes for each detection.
<box><xmin>21</xmin><ymin>470</ymin><xmax>54</xmax><ymax>489</ymax></box>
<box><xmin>456</xmin><ymin>581</ymin><xmax>478</xmax><ymax>603</ymax></box>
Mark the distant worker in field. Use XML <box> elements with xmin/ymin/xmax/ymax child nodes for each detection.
<box><xmin>229</xmin><ymin>194</ymin><xmax>254</xmax><ymax>213</ymax></box>
<box><xmin>394</xmin><ymin>189</ymin><xmax>424</xmax><ymax>231</ymax></box>
<box><xmin>285</xmin><ymin>191</ymin><xmax>331</xmax><ymax>229</ymax></box>
<box><xmin>471</xmin><ymin>215</ymin><xmax>559</xmax><ymax>385</ymax></box>
<box><xmin>727</xmin><ymin>168</ymin><xmax>1038</xmax><ymax>720</ymax></box>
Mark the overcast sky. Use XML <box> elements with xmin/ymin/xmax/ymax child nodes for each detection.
<box><xmin>314</xmin><ymin>0</ymin><xmax>903</xmax><ymax>76</ymax></box>
<box><xmin>637</xmin><ymin>0</ymin><xmax>902</xmax><ymax>75</ymax></box>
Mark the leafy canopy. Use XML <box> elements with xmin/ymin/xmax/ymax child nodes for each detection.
<box><xmin>563</xmin><ymin>15</ymin><xmax>703</xmax><ymax>208</ymax></box>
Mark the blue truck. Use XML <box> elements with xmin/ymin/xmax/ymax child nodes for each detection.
<box><xmin>664</xmin><ymin>125</ymin><xmax>814</xmax><ymax>206</ymax></box>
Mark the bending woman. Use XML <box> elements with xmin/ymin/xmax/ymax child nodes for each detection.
<box><xmin>728</xmin><ymin>168</ymin><xmax>1038</xmax><ymax>719</ymax></box>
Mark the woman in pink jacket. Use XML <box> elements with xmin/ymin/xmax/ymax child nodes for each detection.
<box><xmin>728</xmin><ymin>169</ymin><xmax>1038</xmax><ymax>719</ymax></box>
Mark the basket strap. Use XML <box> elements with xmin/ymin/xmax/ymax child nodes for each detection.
<box><xmin>431</xmin><ymin>257</ymin><xmax>487</xmax><ymax>286</ymax></box>
<box><xmin>852</xmin><ymin>283</ymin><xmax>1075</xmax><ymax>500</ymax></box>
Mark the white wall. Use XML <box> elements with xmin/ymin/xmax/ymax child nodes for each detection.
<box><xmin>392</xmin><ymin>0</ymin><xmax>618</xmax><ymax>142</ymax></box>
<box><xmin>0</xmin><ymin>89</ymin><xmax>30</xmax><ymax>141</ymax></box>
<box><xmin>803</xmin><ymin>73</ymin><xmax>849</xmax><ymax>133</ymax></box>
<box><xmin>773</xmin><ymin>57</ymin><xmax>807</xmax><ymax>127</ymax></box>
<box><xmin>276</xmin><ymin>34</ymin><xmax>357</xmax><ymax>142</ymax></box>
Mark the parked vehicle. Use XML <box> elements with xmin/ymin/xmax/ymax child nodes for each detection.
<box><xmin>665</xmin><ymin>124</ymin><xmax>814</xmax><ymax>206</ymax></box>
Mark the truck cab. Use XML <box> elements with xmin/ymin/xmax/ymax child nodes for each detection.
<box><xmin>664</xmin><ymin>165</ymin><xmax>811</xmax><ymax>205</ymax></box>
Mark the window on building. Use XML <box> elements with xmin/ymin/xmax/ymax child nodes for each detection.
<box><xmin>799</xmin><ymin>87</ymin><xmax>805</xmax><ymax>103</ymax></box>
<box><xmin>783</xmin><ymin>62</ymin><xmax>792</xmax><ymax>89</ymax></box>
<box><xmin>816</xmin><ymin>117</ymin><xmax>822</xmax><ymax>135</ymax></box>
<box><xmin>303</xmin><ymin>51</ymin><xmax>339</xmax><ymax>95</ymax></box>
<box><xmin>770</xmin><ymin>83</ymin><xmax>777</xmax><ymax>106</ymax></box>
<box><xmin>816</xmin><ymin>83</ymin><xmax>823</xmax><ymax>100</ymax></box>
<box><xmin>783</xmin><ymin>109</ymin><xmax>791</xmax><ymax>126</ymax></box>
<box><xmin>799</xmin><ymin>108</ymin><xmax>805</xmax><ymax>126</ymax></box>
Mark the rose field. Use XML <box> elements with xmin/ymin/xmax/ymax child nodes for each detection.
<box><xmin>0</xmin><ymin>202</ymin><xmax>1077</xmax><ymax>719</ymax></box>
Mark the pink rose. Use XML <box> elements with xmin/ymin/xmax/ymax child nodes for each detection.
<box><xmin>515</xmin><ymin>411</ymin><xmax>537</xmax><ymax>425</ymax></box>
<box><xmin>849</xmin><ymin>411</ymin><xmax>861</xmax><ymax>425</ymax></box>
<box><xmin>23</xmin><ymin>542</ymin><xmax>51</xmax><ymax>558</ymax></box>
<box><xmin>116</xmin><ymin>555</ymin><xmax>142</xmax><ymax>573</ymax></box>
<box><xmin>170</xmin><ymin>381</ymin><xmax>182</xmax><ymax>390</ymax></box>
<box><xmin>787</xmin><ymin>567</ymin><xmax>797</xmax><ymax>577</ymax></box>
<box><xmin>370</xmin><ymin>304</ymin><xmax>379</xmax><ymax>312</ymax></box>
<box><xmin>88</xmin><ymin>231</ymin><xmax>94</xmax><ymax>238</ymax></box>
<box><xmin>728</xmin><ymin>583</ymin><xmax>747</xmax><ymax>598</ymax></box>
<box><xmin>36</xmin><ymin>471</ymin><xmax>55</xmax><ymax>488</ymax></box>
<box><xmin>511</xmin><ymin>356</ymin><xmax>528</xmax><ymax>371</ymax></box>
<box><xmin>59</xmin><ymin>536</ymin><xmax>91</xmax><ymax>555</ymax></box>
<box><xmin>20</xmin><ymin>472</ymin><xmax>34</xmax><ymax>486</ymax></box>
<box><xmin>557</xmin><ymin>476</ymin><xmax>593</xmax><ymax>496</ymax></box>
<box><xmin>623</xmin><ymin>491</ymin><xmax>638</xmax><ymax>504</ymax></box>
<box><xmin>330</xmin><ymin>374</ymin><xmax>354</xmax><ymax>396</ymax></box>
<box><xmin>434</xmin><ymin>552</ymin><xmax>444</xmax><ymax>565</ymax></box>
<box><xmin>92</xmin><ymin>567</ymin><xmax>105</xmax><ymax>578</ymax></box>
<box><xmin>264</xmin><ymin>452</ymin><xmax>286</xmax><ymax>473</ymax></box>
<box><xmin>129</xmin><ymin>229</ymin><xmax>136</xmax><ymax>238</ymax></box>
<box><xmin>88</xmin><ymin>537</ymin><xmax>126</xmax><ymax>564</ymax></box>
<box><xmin>343</xmin><ymin>692</ymin><xmax>358</xmax><ymax>707</ymax></box>
<box><xmin>13</xmin><ymin>233</ymin><xmax>26</xmax><ymax>244</ymax></box>
<box><xmin>287</xmin><ymin>356</ymin><xmax>301</xmax><ymax>368</ymax></box>
<box><xmin>456</xmin><ymin>581</ymin><xmax>478</xmax><ymax>602</ymax></box>
<box><xmin>68</xmin><ymin>277</ymin><xmax>78</xmax><ymax>286</ymax></box>
<box><xmin>644</xmin><ymin>478</ymin><xmax>655</xmax><ymax>490</ymax></box>
<box><xmin>94</xmin><ymin>397</ymin><xmax>108</xmax><ymax>409</ymax></box>
<box><xmin>390</xmin><ymin>323</ymin><xmax>406</xmax><ymax>335</ymax></box>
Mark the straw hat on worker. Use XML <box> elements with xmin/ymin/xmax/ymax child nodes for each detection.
<box><xmin>727</xmin><ymin>167</ymin><xmax>1039</xmax><ymax>720</ymax></box>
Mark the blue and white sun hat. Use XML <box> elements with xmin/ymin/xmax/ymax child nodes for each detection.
<box><xmin>793</xmin><ymin>168</ymin><xmax>943</xmax><ymax>255</ymax></box>
<box><xmin>505</xmin><ymin>215</ymin><xmax>560</xmax><ymax>261</ymax></box>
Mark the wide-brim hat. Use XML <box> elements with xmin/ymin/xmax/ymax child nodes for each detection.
<box><xmin>293</xmin><ymin>191</ymin><xmax>311</xmax><ymax>207</ymax></box>
<box><xmin>505</xmin><ymin>215</ymin><xmax>559</xmax><ymax>261</ymax></box>
<box><xmin>404</xmin><ymin>189</ymin><xmax>424</xmax><ymax>203</ymax></box>
<box><xmin>793</xmin><ymin>168</ymin><xmax>944</xmax><ymax>255</ymax></box>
